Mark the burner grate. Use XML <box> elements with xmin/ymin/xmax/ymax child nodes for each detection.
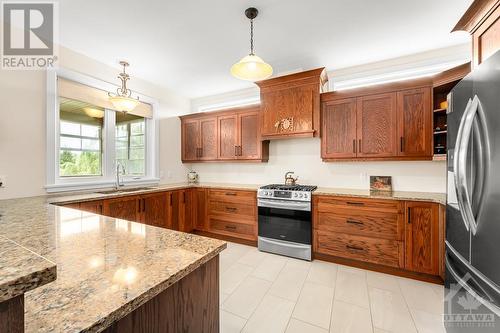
<box><xmin>260</xmin><ymin>184</ymin><xmax>317</xmax><ymax>192</ymax></box>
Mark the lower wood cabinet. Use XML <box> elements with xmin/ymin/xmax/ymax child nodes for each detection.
<box><xmin>194</xmin><ymin>188</ymin><xmax>208</xmax><ymax>231</ymax></box>
<box><xmin>405</xmin><ymin>201</ymin><xmax>440</xmax><ymax>276</ymax></box>
<box><xmin>313</xmin><ymin>195</ymin><xmax>444</xmax><ymax>279</ymax></box>
<box><xmin>140</xmin><ymin>192</ymin><xmax>168</xmax><ymax>228</ymax></box>
<box><xmin>60</xmin><ymin>200</ymin><xmax>103</xmax><ymax>214</ymax></box>
<box><xmin>103</xmin><ymin>195</ymin><xmax>140</xmax><ymax>221</ymax></box>
<box><xmin>206</xmin><ymin>189</ymin><xmax>257</xmax><ymax>241</ymax></box>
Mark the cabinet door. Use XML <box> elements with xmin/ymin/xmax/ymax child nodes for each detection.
<box><xmin>142</xmin><ymin>193</ymin><xmax>168</xmax><ymax>227</ymax></box>
<box><xmin>321</xmin><ymin>98</ymin><xmax>357</xmax><ymax>159</ymax></box>
<box><xmin>199</xmin><ymin>118</ymin><xmax>217</xmax><ymax>160</ymax></box>
<box><xmin>405</xmin><ymin>201</ymin><xmax>440</xmax><ymax>275</ymax></box>
<box><xmin>167</xmin><ymin>191</ymin><xmax>180</xmax><ymax>231</ymax></box>
<box><xmin>397</xmin><ymin>88</ymin><xmax>432</xmax><ymax>157</ymax></box>
<box><xmin>179</xmin><ymin>189</ymin><xmax>194</xmax><ymax>233</ymax></box>
<box><xmin>217</xmin><ymin>115</ymin><xmax>238</xmax><ymax>159</ymax></box>
<box><xmin>238</xmin><ymin>111</ymin><xmax>260</xmax><ymax>159</ymax></box>
<box><xmin>194</xmin><ymin>188</ymin><xmax>207</xmax><ymax>231</ymax></box>
<box><xmin>356</xmin><ymin>93</ymin><xmax>398</xmax><ymax>158</ymax></box>
<box><xmin>182</xmin><ymin>119</ymin><xmax>200</xmax><ymax>162</ymax></box>
<box><xmin>79</xmin><ymin>200</ymin><xmax>103</xmax><ymax>214</ymax></box>
<box><xmin>102</xmin><ymin>196</ymin><xmax>140</xmax><ymax>221</ymax></box>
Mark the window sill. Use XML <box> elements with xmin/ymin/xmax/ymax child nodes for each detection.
<box><xmin>45</xmin><ymin>178</ymin><xmax>160</xmax><ymax>193</ymax></box>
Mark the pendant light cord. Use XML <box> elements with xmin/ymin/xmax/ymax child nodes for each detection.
<box><xmin>250</xmin><ymin>19</ymin><xmax>254</xmax><ymax>55</ymax></box>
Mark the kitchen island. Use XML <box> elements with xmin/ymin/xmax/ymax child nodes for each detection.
<box><xmin>0</xmin><ymin>196</ymin><xmax>226</xmax><ymax>332</ymax></box>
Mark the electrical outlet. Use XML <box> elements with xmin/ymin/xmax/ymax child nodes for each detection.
<box><xmin>166</xmin><ymin>171</ymin><xmax>172</xmax><ymax>179</ymax></box>
<box><xmin>159</xmin><ymin>170</ymin><xmax>164</xmax><ymax>179</ymax></box>
<box><xmin>0</xmin><ymin>175</ymin><xmax>6</xmax><ymax>188</ymax></box>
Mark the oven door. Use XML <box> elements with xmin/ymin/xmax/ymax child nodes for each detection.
<box><xmin>258</xmin><ymin>198</ymin><xmax>311</xmax><ymax>245</ymax></box>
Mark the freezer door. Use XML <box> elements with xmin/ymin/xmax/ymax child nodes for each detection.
<box><xmin>468</xmin><ymin>52</ymin><xmax>500</xmax><ymax>287</ymax></box>
<box><xmin>445</xmin><ymin>245</ymin><xmax>500</xmax><ymax>332</ymax></box>
<box><xmin>446</xmin><ymin>72</ymin><xmax>473</xmax><ymax>261</ymax></box>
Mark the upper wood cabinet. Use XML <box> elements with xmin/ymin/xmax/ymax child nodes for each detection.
<box><xmin>397</xmin><ymin>88</ymin><xmax>432</xmax><ymax>157</ymax></box>
<box><xmin>321</xmin><ymin>98</ymin><xmax>357</xmax><ymax>159</ymax></box>
<box><xmin>181</xmin><ymin>116</ymin><xmax>217</xmax><ymax>162</ymax></box>
<box><xmin>256</xmin><ymin>68</ymin><xmax>328</xmax><ymax>139</ymax></box>
<box><xmin>321</xmin><ymin>79</ymin><xmax>433</xmax><ymax>161</ymax></box>
<box><xmin>180</xmin><ymin>106</ymin><xmax>269</xmax><ymax>163</ymax></box>
<box><xmin>356</xmin><ymin>93</ymin><xmax>398</xmax><ymax>158</ymax></box>
<box><xmin>453</xmin><ymin>0</ymin><xmax>500</xmax><ymax>67</ymax></box>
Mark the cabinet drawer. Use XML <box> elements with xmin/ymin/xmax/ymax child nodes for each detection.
<box><xmin>315</xmin><ymin>209</ymin><xmax>402</xmax><ymax>240</ymax></box>
<box><xmin>316</xmin><ymin>196</ymin><xmax>401</xmax><ymax>213</ymax></box>
<box><xmin>208</xmin><ymin>189</ymin><xmax>256</xmax><ymax>204</ymax></box>
<box><xmin>208</xmin><ymin>201</ymin><xmax>256</xmax><ymax>219</ymax></box>
<box><xmin>209</xmin><ymin>216</ymin><xmax>256</xmax><ymax>240</ymax></box>
<box><xmin>314</xmin><ymin>230</ymin><xmax>403</xmax><ymax>268</ymax></box>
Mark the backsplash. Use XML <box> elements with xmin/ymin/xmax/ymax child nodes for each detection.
<box><xmin>188</xmin><ymin>137</ymin><xmax>447</xmax><ymax>193</ymax></box>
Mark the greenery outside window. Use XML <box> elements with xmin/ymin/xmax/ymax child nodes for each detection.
<box><xmin>116</xmin><ymin>113</ymin><xmax>146</xmax><ymax>176</ymax></box>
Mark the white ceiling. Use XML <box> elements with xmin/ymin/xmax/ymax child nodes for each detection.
<box><xmin>59</xmin><ymin>0</ymin><xmax>473</xmax><ymax>99</ymax></box>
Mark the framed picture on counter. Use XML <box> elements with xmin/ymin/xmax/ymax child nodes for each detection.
<box><xmin>370</xmin><ymin>176</ymin><xmax>392</xmax><ymax>192</ymax></box>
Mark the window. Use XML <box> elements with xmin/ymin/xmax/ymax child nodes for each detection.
<box><xmin>59</xmin><ymin>97</ymin><xmax>104</xmax><ymax>177</ymax></box>
<box><xmin>46</xmin><ymin>69</ymin><xmax>159</xmax><ymax>192</ymax></box>
<box><xmin>116</xmin><ymin>113</ymin><xmax>146</xmax><ymax>176</ymax></box>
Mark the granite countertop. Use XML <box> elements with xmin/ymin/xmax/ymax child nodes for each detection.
<box><xmin>0</xmin><ymin>196</ymin><xmax>226</xmax><ymax>332</ymax></box>
<box><xmin>0</xmin><ymin>236</ymin><xmax>56</xmax><ymax>302</ymax></box>
<box><xmin>314</xmin><ymin>187</ymin><xmax>446</xmax><ymax>205</ymax></box>
<box><xmin>47</xmin><ymin>182</ymin><xmax>445</xmax><ymax>205</ymax></box>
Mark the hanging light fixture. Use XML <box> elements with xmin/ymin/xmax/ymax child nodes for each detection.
<box><xmin>108</xmin><ymin>61</ymin><xmax>140</xmax><ymax>112</ymax></box>
<box><xmin>231</xmin><ymin>7</ymin><xmax>273</xmax><ymax>81</ymax></box>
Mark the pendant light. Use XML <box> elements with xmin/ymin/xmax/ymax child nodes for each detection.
<box><xmin>108</xmin><ymin>61</ymin><xmax>140</xmax><ymax>112</ymax></box>
<box><xmin>231</xmin><ymin>7</ymin><xmax>273</xmax><ymax>81</ymax></box>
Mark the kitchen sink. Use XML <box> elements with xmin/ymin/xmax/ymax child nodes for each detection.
<box><xmin>95</xmin><ymin>187</ymin><xmax>157</xmax><ymax>195</ymax></box>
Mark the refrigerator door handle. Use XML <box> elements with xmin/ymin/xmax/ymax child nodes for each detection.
<box><xmin>446</xmin><ymin>256</ymin><xmax>500</xmax><ymax>317</ymax></box>
<box><xmin>454</xmin><ymin>97</ymin><xmax>472</xmax><ymax>232</ymax></box>
<box><xmin>455</xmin><ymin>95</ymin><xmax>486</xmax><ymax>235</ymax></box>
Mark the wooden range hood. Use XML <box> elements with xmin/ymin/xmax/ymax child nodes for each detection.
<box><xmin>255</xmin><ymin>68</ymin><xmax>328</xmax><ymax>140</ymax></box>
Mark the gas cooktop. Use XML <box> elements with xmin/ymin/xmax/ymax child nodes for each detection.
<box><xmin>259</xmin><ymin>184</ymin><xmax>317</xmax><ymax>192</ymax></box>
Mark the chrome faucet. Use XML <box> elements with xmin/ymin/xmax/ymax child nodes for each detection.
<box><xmin>116</xmin><ymin>162</ymin><xmax>126</xmax><ymax>189</ymax></box>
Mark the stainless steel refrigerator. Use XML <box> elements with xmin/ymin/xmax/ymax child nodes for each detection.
<box><xmin>445</xmin><ymin>50</ymin><xmax>500</xmax><ymax>332</ymax></box>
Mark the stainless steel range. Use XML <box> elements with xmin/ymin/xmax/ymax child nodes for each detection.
<box><xmin>257</xmin><ymin>184</ymin><xmax>317</xmax><ymax>261</ymax></box>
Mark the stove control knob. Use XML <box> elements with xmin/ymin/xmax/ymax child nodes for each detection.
<box><xmin>298</xmin><ymin>193</ymin><xmax>304</xmax><ymax>198</ymax></box>
<box><xmin>303</xmin><ymin>193</ymin><xmax>309</xmax><ymax>199</ymax></box>
<box><xmin>293</xmin><ymin>193</ymin><xmax>298</xmax><ymax>198</ymax></box>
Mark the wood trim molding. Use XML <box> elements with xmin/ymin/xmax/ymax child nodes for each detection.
<box><xmin>453</xmin><ymin>0</ymin><xmax>500</xmax><ymax>33</ymax></box>
<box><xmin>179</xmin><ymin>104</ymin><xmax>261</xmax><ymax>121</ymax></box>
<box><xmin>321</xmin><ymin>77</ymin><xmax>433</xmax><ymax>102</ymax></box>
<box><xmin>432</xmin><ymin>62</ymin><xmax>471</xmax><ymax>87</ymax></box>
<box><xmin>255</xmin><ymin>67</ymin><xmax>327</xmax><ymax>89</ymax></box>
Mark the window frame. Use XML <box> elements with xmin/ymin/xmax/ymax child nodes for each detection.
<box><xmin>46</xmin><ymin>68</ymin><xmax>160</xmax><ymax>193</ymax></box>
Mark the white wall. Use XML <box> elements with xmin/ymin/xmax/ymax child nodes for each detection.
<box><xmin>0</xmin><ymin>46</ymin><xmax>189</xmax><ymax>200</ymax></box>
<box><xmin>188</xmin><ymin>138</ymin><xmax>447</xmax><ymax>193</ymax></box>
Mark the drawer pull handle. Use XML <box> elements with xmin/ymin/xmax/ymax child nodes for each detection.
<box><xmin>225</xmin><ymin>192</ymin><xmax>237</xmax><ymax>196</ymax></box>
<box><xmin>346</xmin><ymin>201</ymin><xmax>364</xmax><ymax>206</ymax></box>
<box><xmin>225</xmin><ymin>225</ymin><xmax>237</xmax><ymax>230</ymax></box>
<box><xmin>346</xmin><ymin>219</ymin><xmax>364</xmax><ymax>225</ymax></box>
<box><xmin>225</xmin><ymin>207</ymin><xmax>237</xmax><ymax>212</ymax></box>
<box><xmin>346</xmin><ymin>245</ymin><xmax>365</xmax><ymax>251</ymax></box>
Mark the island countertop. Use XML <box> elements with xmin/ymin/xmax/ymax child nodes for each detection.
<box><xmin>0</xmin><ymin>196</ymin><xmax>226</xmax><ymax>333</ymax></box>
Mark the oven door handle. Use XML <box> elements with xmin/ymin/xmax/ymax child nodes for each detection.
<box><xmin>258</xmin><ymin>198</ymin><xmax>311</xmax><ymax>211</ymax></box>
<box><xmin>259</xmin><ymin>237</ymin><xmax>311</xmax><ymax>249</ymax></box>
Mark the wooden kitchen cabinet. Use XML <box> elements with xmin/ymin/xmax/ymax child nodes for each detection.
<box><xmin>321</xmin><ymin>78</ymin><xmax>433</xmax><ymax>161</ymax></box>
<box><xmin>178</xmin><ymin>189</ymin><xmax>194</xmax><ymax>233</ymax></box>
<box><xmin>181</xmin><ymin>106</ymin><xmax>268</xmax><ymax>162</ymax></box>
<box><xmin>321</xmin><ymin>98</ymin><xmax>357</xmax><ymax>159</ymax></box>
<box><xmin>140</xmin><ymin>192</ymin><xmax>168</xmax><ymax>227</ymax></box>
<box><xmin>453</xmin><ymin>0</ymin><xmax>500</xmax><ymax>67</ymax></box>
<box><xmin>218</xmin><ymin>114</ymin><xmax>238</xmax><ymax>160</ymax></box>
<box><xmin>397</xmin><ymin>88</ymin><xmax>432</xmax><ymax>157</ymax></box>
<box><xmin>356</xmin><ymin>93</ymin><xmax>398</xmax><ymax>158</ymax></box>
<box><xmin>194</xmin><ymin>188</ymin><xmax>208</xmax><ymax>231</ymax></box>
<box><xmin>102</xmin><ymin>195</ymin><xmax>140</xmax><ymax>221</ymax></box>
<box><xmin>79</xmin><ymin>200</ymin><xmax>103</xmax><ymax>214</ymax></box>
<box><xmin>181</xmin><ymin>116</ymin><xmax>217</xmax><ymax>162</ymax></box>
<box><xmin>256</xmin><ymin>68</ymin><xmax>328</xmax><ymax>139</ymax></box>
<box><xmin>405</xmin><ymin>201</ymin><xmax>440</xmax><ymax>276</ymax></box>
<box><xmin>207</xmin><ymin>189</ymin><xmax>257</xmax><ymax>241</ymax></box>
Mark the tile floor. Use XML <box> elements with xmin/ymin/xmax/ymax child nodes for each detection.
<box><xmin>219</xmin><ymin>242</ymin><xmax>445</xmax><ymax>333</ymax></box>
